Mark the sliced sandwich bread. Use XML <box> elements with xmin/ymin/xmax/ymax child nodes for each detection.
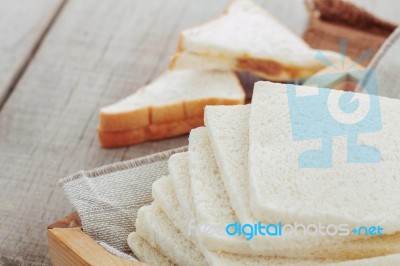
<box><xmin>149</xmin><ymin>155</ymin><xmax>336</xmax><ymax>265</ymax></box>
<box><xmin>149</xmin><ymin>149</ymin><xmax>395</xmax><ymax>265</ymax></box>
<box><xmin>204</xmin><ymin>105</ymin><xmax>253</xmax><ymax>223</ymax></box>
<box><xmin>188</xmin><ymin>127</ymin><xmax>260</xmax><ymax>255</ymax></box>
<box><xmin>249</xmin><ymin>81</ymin><xmax>400</xmax><ymax>233</ymax></box>
<box><xmin>170</xmin><ymin>0</ymin><xmax>340</xmax><ymax>81</ymax></box>
<box><xmin>205</xmin><ymin>104</ymin><xmax>400</xmax><ymax>259</ymax></box>
<box><xmin>152</xmin><ymin>175</ymin><xmax>191</xmax><ymax>238</ymax></box>
<box><xmin>135</xmin><ymin>203</ymin><xmax>207</xmax><ymax>265</ymax></box>
<box><xmin>134</xmin><ymin>147</ymin><xmax>400</xmax><ymax>265</ymax></box>
<box><xmin>168</xmin><ymin>152</ymin><xmax>197</xmax><ymax>226</ymax></box>
<box><xmin>98</xmin><ymin>70</ymin><xmax>244</xmax><ymax>147</ymax></box>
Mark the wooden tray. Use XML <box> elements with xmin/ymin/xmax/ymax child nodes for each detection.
<box><xmin>48</xmin><ymin>212</ymin><xmax>145</xmax><ymax>266</ymax></box>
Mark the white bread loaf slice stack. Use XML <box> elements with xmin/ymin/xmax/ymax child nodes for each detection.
<box><xmin>129</xmin><ymin>81</ymin><xmax>400</xmax><ymax>265</ymax></box>
<box><xmin>98</xmin><ymin>70</ymin><xmax>244</xmax><ymax>148</ymax></box>
<box><xmin>144</xmin><ymin>158</ymin><xmax>342</xmax><ymax>265</ymax></box>
<box><xmin>130</xmin><ymin>139</ymin><xmax>400</xmax><ymax>265</ymax></box>
<box><xmin>132</xmin><ymin>172</ymin><xmax>400</xmax><ymax>265</ymax></box>
<box><xmin>169</xmin><ymin>0</ymin><xmax>341</xmax><ymax>81</ymax></box>
<box><xmin>204</xmin><ymin>104</ymin><xmax>400</xmax><ymax>259</ymax></box>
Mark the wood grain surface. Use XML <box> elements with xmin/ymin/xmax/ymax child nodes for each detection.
<box><xmin>0</xmin><ymin>0</ymin><xmax>394</xmax><ymax>265</ymax></box>
<box><xmin>0</xmin><ymin>0</ymin><xmax>65</xmax><ymax>107</ymax></box>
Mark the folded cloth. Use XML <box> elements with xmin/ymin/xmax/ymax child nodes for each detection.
<box><xmin>359</xmin><ymin>27</ymin><xmax>400</xmax><ymax>98</ymax></box>
<box><xmin>59</xmin><ymin>146</ymin><xmax>187</xmax><ymax>258</ymax></box>
<box><xmin>303</xmin><ymin>0</ymin><xmax>397</xmax><ymax>66</ymax></box>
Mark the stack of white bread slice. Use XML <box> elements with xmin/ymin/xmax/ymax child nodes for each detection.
<box><xmin>128</xmin><ymin>81</ymin><xmax>400</xmax><ymax>265</ymax></box>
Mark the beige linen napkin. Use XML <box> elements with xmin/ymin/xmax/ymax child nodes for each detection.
<box><xmin>59</xmin><ymin>146</ymin><xmax>187</xmax><ymax>259</ymax></box>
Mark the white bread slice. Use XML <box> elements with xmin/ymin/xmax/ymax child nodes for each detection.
<box><xmin>166</xmin><ymin>149</ymin><xmax>243</xmax><ymax>252</ymax></box>
<box><xmin>98</xmin><ymin>70</ymin><xmax>244</xmax><ymax>147</ymax></box>
<box><xmin>127</xmin><ymin>232</ymin><xmax>175</xmax><ymax>266</ymax></box>
<box><xmin>168</xmin><ymin>152</ymin><xmax>197</xmax><ymax>226</ymax></box>
<box><xmin>204</xmin><ymin>105</ymin><xmax>253</xmax><ymax>223</ymax></box>
<box><xmin>167</xmin><ymin>149</ymin><xmax>268</xmax><ymax>258</ymax></box>
<box><xmin>205</xmin><ymin>104</ymin><xmax>400</xmax><ymax>259</ymax></box>
<box><xmin>128</xmin><ymin>224</ymin><xmax>400</xmax><ymax>266</ymax></box>
<box><xmin>188</xmin><ymin>127</ymin><xmax>260</xmax><ymax>254</ymax></box>
<box><xmin>135</xmin><ymin>203</ymin><xmax>207</xmax><ymax>265</ymax></box>
<box><xmin>170</xmin><ymin>0</ymin><xmax>341</xmax><ymax>81</ymax></box>
<box><xmin>152</xmin><ymin>175</ymin><xmax>191</xmax><ymax>237</ymax></box>
<box><xmin>149</xmin><ymin>173</ymin><xmax>336</xmax><ymax>265</ymax></box>
<box><xmin>249</xmin><ymin>81</ymin><xmax>400</xmax><ymax>233</ymax></box>
<box><xmin>203</xmin><ymin>107</ymin><xmax>336</xmax><ymax>256</ymax></box>
<box><xmin>149</xmin><ymin>160</ymin><xmax>400</xmax><ymax>265</ymax></box>
<box><xmin>151</xmin><ymin>151</ymin><xmax>400</xmax><ymax>265</ymax></box>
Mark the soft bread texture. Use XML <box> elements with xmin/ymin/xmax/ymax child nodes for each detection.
<box><xmin>154</xmin><ymin>150</ymin><xmax>338</xmax><ymax>265</ymax></box>
<box><xmin>127</xmin><ymin>232</ymin><xmax>175</xmax><ymax>266</ymax></box>
<box><xmin>204</xmin><ymin>104</ymin><xmax>400</xmax><ymax>259</ymax></box>
<box><xmin>189</xmin><ymin>127</ymin><xmax>334</xmax><ymax>258</ymax></box>
<box><xmin>189</xmin><ymin>127</ymin><xmax>270</xmax><ymax>255</ymax></box>
<box><xmin>157</xmin><ymin>148</ymin><xmax>400</xmax><ymax>265</ymax></box>
<box><xmin>99</xmin><ymin>70</ymin><xmax>244</xmax><ymax>131</ymax></box>
<box><xmin>249</xmin><ymin>81</ymin><xmax>400</xmax><ymax>233</ymax></box>
<box><xmin>128</xmin><ymin>221</ymin><xmax>400</xmax><ymax>266</ymax></box>
<box><xmin>204</xmin><ymin>105</ymin><xmax>253</xmax><ymax>224</ymax></box>
<box><xmin>152</xmin><ymin>175</ymin><xmax>191</xmax><ymax>238</ymax></box>
<box><xmin>98</xmin><ymin>70</ymin><xmax>244</xmax><ymax>147</ymax></box>
<box><xmin>134</xmin><ymin>148</ymin><xmax>400</xmax><ymax>265</ymax></box>
<box><xmin>170</xmin><ymin>0</ymin><xmax>341</xmax><ymax>81</ymax></box>
<box><xmin>168</xmin><ymin>152</ymin><xmax>197</xmax><ymax>226</ymax></box>
<box><xmin>135</xmin><ymin>203</ymin><xmax>207</xmax><ymax>265</ymax></box>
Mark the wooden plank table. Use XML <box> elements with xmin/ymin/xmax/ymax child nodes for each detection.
<box><xmin>0</xmin><ymin>0</ymin><xmax>397</xmax><ymax>265</ymax></box>
<box><xmin>0</xmin><ymin>0</ymin><xmax>65</xmax><ymax>107</ymax></box>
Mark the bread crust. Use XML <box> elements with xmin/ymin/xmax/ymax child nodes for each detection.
<box><xmin>98</xmin><ymin>116</ymin><xmax>204</xmax><ymax>148</ymax></box>
<box><xmin>99</xmin><ymin>107</ymin><xmax>150</xmax><ymax>132</ymax></box>
<box><xmin>99</xmin><ymin>96</ymin><xmax>244</xmax><ymax>132</ymax></box>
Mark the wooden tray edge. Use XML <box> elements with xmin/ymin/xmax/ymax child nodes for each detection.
<box><xmin>48</xmin><ymin>228</ymin><xmax>143</xmax><ymax>266</ymax></box>
<box><xmin>47</xmin><ymin>212</ymin><xmax>146</xmax><ymax>266</ymax></box>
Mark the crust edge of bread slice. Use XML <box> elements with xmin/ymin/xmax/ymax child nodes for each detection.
<box><xmin>98</xmin><ymin>116</ymin><xmax>204</xmax><ymax>148</ymax></box>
